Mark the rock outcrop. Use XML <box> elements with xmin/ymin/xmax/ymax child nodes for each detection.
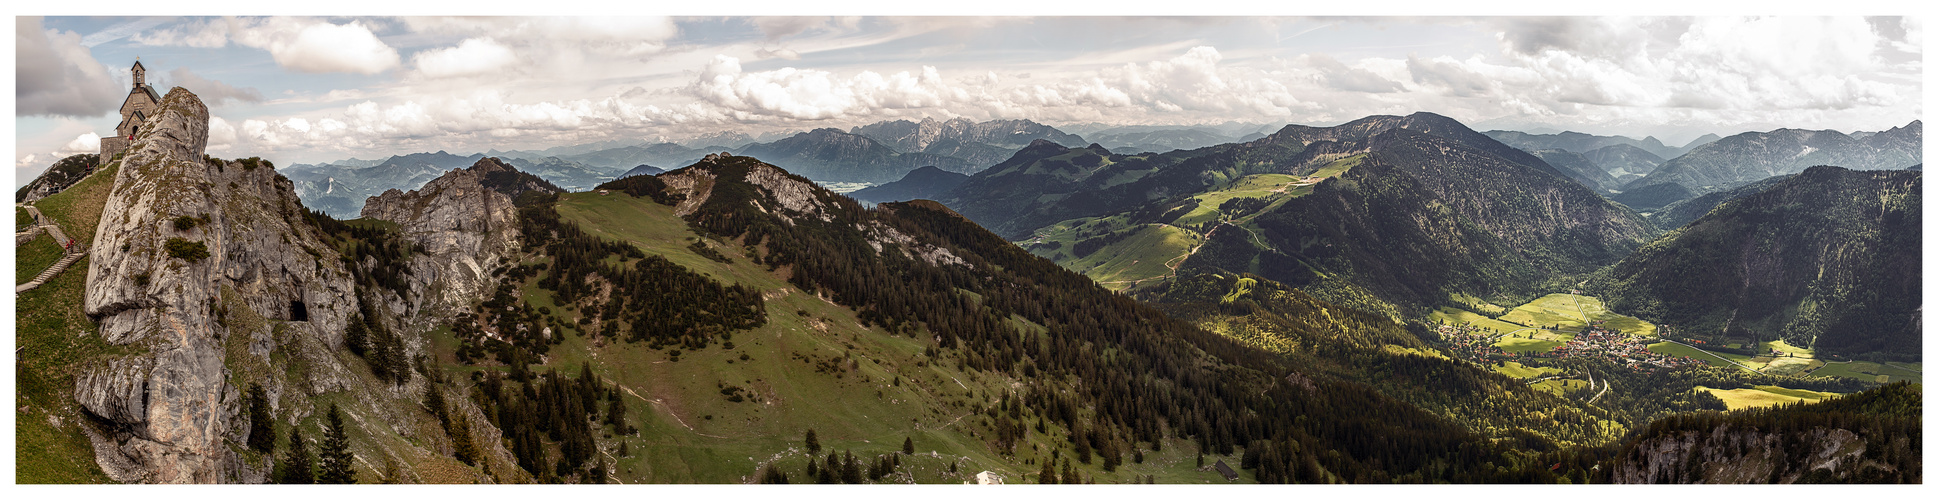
<box><xmin>361</xmin><ymin>157</ymin><xmax>559</xmax><ymax>323</ymax></box>
<box><xmin>77</xmin><ymin>88</ymin><xmax>361</xmax><ymax>482</ymax></box>
<box><xmin>1615</xmin><ymin>425</ymin><xmax>1870</xmax><ymax>483</ymax></box>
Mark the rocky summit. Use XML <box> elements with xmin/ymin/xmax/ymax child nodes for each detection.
<box><xmin>361</xmin><ymin>157</ymin><xmax>560</xmax><ymax>321</ymax></box>
<box><xmin>78</xmin><ymin>88</ymin><xmax>359</xmax><ymax>482</ymax></box>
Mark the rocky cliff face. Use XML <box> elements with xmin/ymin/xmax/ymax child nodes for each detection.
<box><xmin>1615</xmin><ymin>425</ymin><xmax>1868</xmax><ymax>483</ymax></box>
<box><xmin>361</xmin><ymin>157</ymin><xmax>558</xmax><ymax>325</ymax></box>
<box><xmin>77</xmin><ymin>88</ymin><xmax>360</xmax><ymax>482</ymax></box>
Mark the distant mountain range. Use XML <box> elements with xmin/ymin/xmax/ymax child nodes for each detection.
<box><xmin>284</xmin><ymin>151</ymin><xmax>622</xmax><ymax>217</ymax></box>
<box><xmin>1484</xmin><ymin>129</ymin><xmax>1717</xmax><ymax>160</ymax></box>
<box><xmin>1615</xmin><ymin>121</ymin><xmax>1921</xmax><ymax>210</ymax></box>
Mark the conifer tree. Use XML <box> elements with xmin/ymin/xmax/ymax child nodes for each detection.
<box><xmin>1039</xmin><ymin>460</ymin><xmax>1057</xmax><ymax>484</ymax></box>
<box><xmin>818</xmin><ymin>453</ymin><xmax>837</xmax><ymax>484</ymax></box>
<box><xmin>841</xmin><ymin>450</ymin><xmax>862</xmax><ymax>484</ymax></box>
<box><xmin>804</xmin><ymin>429</ymin><xmax>821</xmax><ymax>454</ymax></box>
<box><xmin>318</xmin><ymin>404</ymin><xmax>357</xmax><ymax>484</ymax></box>
<box><xmin>605</xmin><ymin>391</ymin><xmax>629</xmax><ymax>433</ymax></box>
<box><xmin>279</xmin><ymin>426</ymin><xmax>314</xmax><ymax>484</ymax></box>
<box><xmin>425</xmin><ymin>385</ymin><xmax>449</xmax><ymax>428</ymax></box>
<box><xmin>449</xmin><ymin>411</ymin><xmax>481</xmax><ymax>466</ymax></box>
<box><xmin>246</xmin><ymin>383</ymin><xmax>276</xmax><ymax>454</ymax></box>
<box><xmin>344</xmin><ymin>313</ymin><xmax>369</xmax><ymax>356</ymax></box>
<box><xmin>902</xmin><ymin>437</ymin><xmax>914</xmax><ymax>455</ymax></box>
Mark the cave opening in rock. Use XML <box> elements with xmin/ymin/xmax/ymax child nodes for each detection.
<box><xmin>289</xmin><ymin>300</ymin><xmax>309</xmax><ymax>322</ymax></box>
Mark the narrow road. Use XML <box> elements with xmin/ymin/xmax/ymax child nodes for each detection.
<box><xmin>1587</xmin><ymin>376</ymin><xmax>1611</xmax><ymax>405</ymax></box>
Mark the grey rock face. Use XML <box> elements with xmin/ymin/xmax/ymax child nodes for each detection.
<box><xmin>74</xmin><ymin>356</ymin><xmax>155</xmax><ymax>429</ymax></box>
<box><xmin>75</xmin><ymin>87</ymin><xmax>359</xmax><ymax>483</ymax></box>
<box><xmin>361</xmin><ymin>157</ymin><xmax>546</xmax><ymax>320</ymax></box>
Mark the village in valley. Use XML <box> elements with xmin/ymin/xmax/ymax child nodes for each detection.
<box><xmin>1434</xmin><ymin>320</ymin><xmax>1707</xmax><ymax>377</ymax></box>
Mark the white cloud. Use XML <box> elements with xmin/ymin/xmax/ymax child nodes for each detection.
<box><xmin>258</xmin><ymin>20</ymin><xmax>400</xmax><ymax>74</ymax></box>
<box><xmin>61</xmin><ymin>132</ymin><xmax>103</xmax><ymax>155</ymax></box>
<box><xmin>1302</xmin><ymin>54</ymin><xmax>1406</xmax><ymax>94</ymax></box>
<box><xmin>412</xmin><ymin>38</ymin><xmax>518</xmax><ymax>79</ymax></box>
<box><xmin>136</xmin><ymin>17</ymin><xmax>400</xmax><ymax>74</ymax></box>
<box><xmin>162</xmin><ymin>68</ymin><xmax>264</xmax><ymax>105</ymax></box>
<box><xmin>691</xmin><ymin>55</ymin><xmax>966</xmax><ymax>121</ymax></box>
<box><xmin>16</xmin><ymin>17</ymin><xmax>124</xmax><ymax>118</ymax></box>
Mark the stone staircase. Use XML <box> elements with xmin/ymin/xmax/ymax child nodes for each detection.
<box><xmin>18</xmin><ymin>250</ymin><xmax>87</xmax><ymax>293</ymax></box>
<box><xmin>15</xmin><ymin>203</ymin><xmax>88</xmax><ymax>293</ymax></box>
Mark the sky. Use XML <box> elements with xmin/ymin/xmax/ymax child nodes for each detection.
<box><xmin>12</xmin><ymin>9</ymin><xmax>1925</xmax><ymax>185</ymax></box>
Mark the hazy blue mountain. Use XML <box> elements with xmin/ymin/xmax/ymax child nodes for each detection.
<box><xmin>732</xmin><ymin>127</ymin><xmax>973</xmax><ymax>183</ymax></box>
<box><xmin>1581</xmin><ymin>143</ymin><xmax>1665</xmax><ymax>183</ymax></box>
<box><xmin>1529</xmin><ymin>148</ymin><xmax>1622</xmax><ymax>193</ymax></box>
<box><xmin>846</xmin><ymin>165</ymin><xmax>970</xmax><ymax>203</ymax></box>
<box><xmin>1620</xmin><ymin>121</ymin><xmax>1921</xmax><ymax>209</ymax></box>
<box><xmin>1484</xmin><ymin>130</ymin><xmax>1680</xmax><ymax>159</ymax></box>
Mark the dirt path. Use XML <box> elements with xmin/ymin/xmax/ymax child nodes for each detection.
<box><xmin>1096</xmin><ymin>222</ymin><xmax>1224</xmax><ymax>286</ymax></box>
<box><xmin>608</xmin><ymin>378</ymin><xmax>732</xmax><ymax>439</ymax></box>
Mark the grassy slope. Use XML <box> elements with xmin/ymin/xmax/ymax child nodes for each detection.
<box><xmin>1022</xmin><ymin>158</ymin><xmax>1363</xmax><ymax>293</ymax></box>
<box><xmin>31</xmin><ymin>163</ymin><xmax>118</xmax><ymax>248</ymax></box>
<box><xmin>17</xmin><ymin>233</ymin><xmax>63</xmax><ymax>284</ymax></box>
<box><xmin>14</xmin><ymin>166</ymin><xmax>123</xmax><ymax>483</ymax></box>
<box><xmin>1696</xmin><ymin>385</ymin><xmax>1838</xmax><ymax>411</ymax></box>
<box><xmin>491</xmin><ymin>192</ymin><xmax>1247</xmax><ymax>483</ymax></box>
<box><xmin>1807</xmin><ymin>361</ymin><xmax>1923</xmax><ymax>385</ymax></box>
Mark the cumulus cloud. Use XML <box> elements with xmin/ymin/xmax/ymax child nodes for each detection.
<box><xmin>691</xmin><ymin>55</ymin><xmax>967</xmax><ymax>121</ymax></box>
<box><xmin>163</xmin><ymin>68</ymin><xmax>264</xmax><ymax>105</ymax></box>
<box><xmin>17</xmin><ymin>17</ymin><xmax>124</xmax><ymax>117</ymax></box>
<box><xmin>225</xmin><ymin>89</ymin><xmax>721</xmax><ymax>156</ymax></box>
<box><xmin>1304</xmin><ymin>54</ymin><xmax>1405</xmax><ymax>93</ymax></box>
<box><xmin>136</xmin><ymin>17</ymin><xmax>400</xmax><ymax>74</ymax></box>
<box><xmin>413</xmin><ymin>38</ymin><xmax>518</xmax><ymax>78</ymax></box>
<box><xmin>61</xmin><ymin>132</ymin><xmax>103</xmax><ymax>155</ymax></box>
<box><xmin>1405</xmin><ymin>55</ymin><xmax>1494</xmax><ymax>98</ymax></box>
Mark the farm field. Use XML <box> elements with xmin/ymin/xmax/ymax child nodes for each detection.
<box><xmin>1491</xmin><ymin>361</ymin><xmax>1561</xmax><ymax>379</ymax></box>
<box><xmin>1808</xmin><ymin>361</ymin><xmax>1923</xmax><ymax>385</ymax></box>
<box><xmin>1696</xmin><ymin>385</ymin><xmax>1839</xmax><ymax>410</ymax></box>
<box><xmin>1530</xmin><ymin>378</ymin><xmax>1589</xmax><ymax>396</ymax></box>
<box><xmin>1648</xmin><ymin>342</ymin><xmax>1760</xmax><ymax>370</ymax></box>
<box><xmin>1428</xmin><ymin>307</ymin><xmax>1521</xmax><ymax>335</ymax></box>
<box><xmin>1434</xmin><ymin>294</ymin><xmax>1658</xmax><ymax>356</ymax></box>
<box><xmin>1496</xmin><ymin>337</ymin><xmax>1563</xmax><ymax>354</ymax></box>
<box><xmin>1496</xmin><ymin>294</ymin><xmax>1655</xmax><ymax>336</ymax></box>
